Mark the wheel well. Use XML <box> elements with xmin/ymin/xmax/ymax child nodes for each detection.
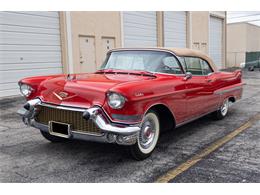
<box><xmin>228</xmin><ymin>96</ymin><xmax>236</xmax><ymax>103</ymax></box>
<box><xmin>148</xmin><ymin>104</ymin><xmax>176</xmax><ymax>132</ymax></box>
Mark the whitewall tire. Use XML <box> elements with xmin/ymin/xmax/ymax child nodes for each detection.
<box><xmin>213</xmin><ymin>99</ymin><xmax>229</xmax><ymax>120</ymax></box>
<box><xmin>130</xmin><ymin>110</ymin><xmax>160</xmax><ymax>160</ymax></box>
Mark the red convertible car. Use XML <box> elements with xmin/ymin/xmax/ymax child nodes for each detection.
<box><xmin>18</xmin><ymin>48</ymin><xmax>243</xmax><ymax>160</ymax></box>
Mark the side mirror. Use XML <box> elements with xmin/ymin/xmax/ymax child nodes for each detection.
<box><xmin>183</xmin><ymin>72</ymin><xmax>192</xmax><ymax>81</ymax></box>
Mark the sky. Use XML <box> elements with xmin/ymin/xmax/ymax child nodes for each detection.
<box><xmin>227</xmin><ymin>11</ymin><xmax>260</xmax><ymax>26</ymax></box>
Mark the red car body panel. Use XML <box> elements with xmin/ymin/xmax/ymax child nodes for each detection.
<box><xmin>19</xmin><ymin>48</ymin><xmax>243</xmax><ymax>126</ymax></box>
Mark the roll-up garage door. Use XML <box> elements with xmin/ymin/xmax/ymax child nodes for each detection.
<box><xmin>209</xmin><ymin>16</ymin><xmax>223</xmax><ymax>68</ymax></box>
<box><xmin>0</xmin><ymin>11</ymin><xmax>62</xmax><ymax>97</ymax></box>
<box><xmin>164</xmin><ymin>11</ymin><xmax>187</xmax><ymax>48</ymax></box>
<box><xmin>123</xmin><ymin>11</ymin><xmax>157</xmax><ymax>47</ymax></box>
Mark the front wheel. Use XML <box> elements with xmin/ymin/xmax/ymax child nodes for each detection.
<box><xmin>129</xmin><ymin>110</ymin><xmax>160</xmax><ymax>160</ymax></box>
<box><xmin>212</xmin><ymin>99</ymin><xmax>229</xmax><ymax>120</ymax></box>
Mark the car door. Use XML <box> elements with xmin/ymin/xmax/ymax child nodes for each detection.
<box><xmin>200</xmin><ymin>59</ymin><xmax>220</xmax><ymax>112</ymax></box>
<box><xmin>159</xmin><ymin>55</ymin><xmax>187</xmax><ymax>123</ymax></box>
<box><xmin>183</xmin><ymin>57</ymin><xmax>214</xmax><ymax>119</ymax></box>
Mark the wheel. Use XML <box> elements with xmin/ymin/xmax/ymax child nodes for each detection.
<box><xmin>212</xmin><ymin>99</ymin><xmax>229</xmax><ymax>120</ymax></box>
<box><xmin>40</xmin><ymin>131</ymin><xmax>68</xmax><ymax>143</ymax></box>
<box><xmin>248</xmin><ymin>66</ymin><xmax>254</xmax><ymax>71</ymax></box>
<box><xmin>129</xmin><ymin>110</ymin><xmax>160</xmax><ymax>160</ymax></box>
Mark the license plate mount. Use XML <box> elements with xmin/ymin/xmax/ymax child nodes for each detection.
<box><xmin>49</xmin><ymin>121</ymin><xmax>71</xmax><ymax>138</ymax></box>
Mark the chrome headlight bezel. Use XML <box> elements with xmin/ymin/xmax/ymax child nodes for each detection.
<box><xmin>19</xmin><ymin>83</ymin><xmax>34</xmax><ymax>97</ymax></box>
<box><xmin>107</xmin><ymin>92</ymin><xmax>126</xmax><ymax>109</ymax></box>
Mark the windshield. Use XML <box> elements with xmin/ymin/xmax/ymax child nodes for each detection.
<box><xmin>100</xmin><ymin>50</ymin><xmax>183</xmax><ymax>74</ymax></box>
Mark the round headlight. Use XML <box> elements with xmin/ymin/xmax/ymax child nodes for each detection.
<box><xmin>107</xmin><ymin>92</ymin><xmax>126</xmax><ymax>109</ymax></box>
<box><xmin>20</xmin><ymin>83</ymin><xmax>33</xmax><ymax>97</ymax></box>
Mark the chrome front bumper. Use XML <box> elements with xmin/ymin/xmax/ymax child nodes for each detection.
<box><xmin>17</xmin><ymin>98</ymin><xmax>140</xmax><ymax>145</ymax></box>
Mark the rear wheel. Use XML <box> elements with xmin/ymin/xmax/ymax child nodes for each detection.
<box><xmin>129</xmin><ymin>110</ymin><xmax>160</xmax><ymax>160</ymax></box>
<box><xmin>212</xmin><ymin>99</ymin><xmax>229</xmax><ymax>120</ymax></box>
<box><xmin>248</xmin><ymin>66</ymin><xmax>254</xmax><ymax>71</ymax></box>
<box><xmin>40</xmin><ymin>131</ymin><xmax>68</xmax><ymax>143</ymax></box>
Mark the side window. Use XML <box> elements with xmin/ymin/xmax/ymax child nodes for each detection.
<box><xmin>178</xmin><ymin>57</ymin><xmax>186</xmax><ymax>68</ymax></box>
<box><xmin>160</xmin><ymin>56</ymin><xmax>183</xmax><ymax>74</ymax></box>
<box><xmin>200</xmin><ymin>59</ymin><xmax>213</xmax><ymax>75</ymax></box>
<box><xmin>184</xmin><ymin>57</ymin><xmax>203</xmax><ymax>75</ymax></box>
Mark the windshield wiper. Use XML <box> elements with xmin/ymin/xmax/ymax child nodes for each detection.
<box><xmin>135</xmin><ymin>70</ymin><xmax>155</xmax><ymax>76</ymax></box>
<box><xmin>95</xmin><ymin>69</ymin><xmax>119</xmax><ymax>73</ymax></box>
<box><xmin>96</xmin><ymin>69</ymin><xmax>156</xmax><ymax>78</ymax></box>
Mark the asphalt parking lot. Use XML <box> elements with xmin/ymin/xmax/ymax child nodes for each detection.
<box><xmin>0</xmin><ymin>71</ymin><xmax>259</xmax><ymax>183</ymax></box>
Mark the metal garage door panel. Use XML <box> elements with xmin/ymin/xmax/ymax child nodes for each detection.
<box><xmin>0</xmin><ymin>11</ymin><xmax>62</xmax><ymax>97</ymax></box>
<box><xmin>123</xmin><ymin>11</ymin><xmax>157</xmax><ymax>47</ymax></box>
<box><xmin>0</xmin><ymin>44</ymin><xmax>61</xmax><ymax>51</ymax></box>
<box><xmin>0</xmin><ymin>68</ymin><xmax>62</xmax><ymax>84</ymax></box>
<box><xmin>0</xmin><ymin>51</ymin><xmax>61</xmax><ymax>64</ymax></box>
<box><xmin>0</xmin><ymin>12</ymin><xmax>60</xmax><ymax>29</ymax></box>
<box><xmin>164</xmin><ymin>11</ymin><xmax>187</xmax><ymax>48</ymax></box>
<box><xmin>0</xmin><ymin>63</ymin><xmax>62</xmax><ymax>71</ymax></box>
<box><xmin>0</xmin><ymin>31</ymin><xmax>60</xmax><ymax>45</ymax></box>
<box><xmin>0</xmin><ymin>24</ymin><xmax>60</xmax><ymax>35</ymax></box>
<box><xmin>14</xmin><ymin>11</ymin><xmax>59</xmax><ymax>18</ymax></box>
<box><xmin>209</xmin><ymin>16</ymin><xmax>223</xmax><ymax>68</ymax></box>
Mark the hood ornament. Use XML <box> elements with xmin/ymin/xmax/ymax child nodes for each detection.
<box><xmin>67</xmin><ymin>74</ymin><xmax>76</xmax><ymax>81</ymax></box>
<box><xmin>53</xmin><ymin>91</ymin><xmax>76</xmax><ymax>100</ymax></box>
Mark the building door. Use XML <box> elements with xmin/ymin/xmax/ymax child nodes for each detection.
<box><xmin>79</xmin><ymin>36</ymin><xmax>96</xmax><ymax>73</ymax></box>
<box><xmin>123</xmin><ymin>11</ymin><xmax>157</xmax><ymax>47</ymax></box>
<box><xmin>209</xmin><ymin>16</ymin><xmax>223</xmax><ymax>69</ymax></box>
<box><xmin>163</xmin><ymin>11</ymin><xmax>187</xmax><ymax>48</ymax></box>
<box><xmin>0</xmin><ymin>11</ymin><xmax>62</xmax><ymax>97</ymax></box>
<box><xmin>101</xmin><ymin>37</ymin><xmax>115</xmax><ymax>64</ymax></box>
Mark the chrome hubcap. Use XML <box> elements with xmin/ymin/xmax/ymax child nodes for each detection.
<box><xmin>221</xmin><ymin>100</ymin><xmax>229</xmax><ymax>116</ymax></box>
<box><xmin>139</xmin><ymin>120</ymin><xmax>156</xmax><ymax>149</ymax></box>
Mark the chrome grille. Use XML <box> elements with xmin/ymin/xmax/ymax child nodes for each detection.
<box><xmin>35</xmin><ymin>105</ymin><xmax>102</xmax><ymax>135</ymax></box>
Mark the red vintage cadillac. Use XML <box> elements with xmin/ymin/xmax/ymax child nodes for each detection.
<box><xmin>18</xmin><ymin>48</ymin><xmax>243</xmax><ymax>160</ymax></box>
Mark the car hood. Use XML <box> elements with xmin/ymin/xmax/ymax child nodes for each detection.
<box><xmin>37</xmin><ymin>73</ymin><xmax>153</xmax><ymax>108</ymax></box>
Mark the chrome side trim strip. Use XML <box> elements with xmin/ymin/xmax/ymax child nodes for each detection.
<box><xmin>214</xmin><ymin>86</ymin><xmax>243</xmax><ymax>95</ymax></box>
<box><xmin>176</xmin><ymin>109</ymin><xmax>217</xmax><ymax>128</ymax></box>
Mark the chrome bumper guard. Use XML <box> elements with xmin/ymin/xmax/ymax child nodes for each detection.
<box><xmin>17</xmin><ymin>98</ymin><xmax>140</xmax><ymax>145</ymax></box>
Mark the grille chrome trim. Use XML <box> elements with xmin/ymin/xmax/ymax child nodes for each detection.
<box><xmin>41</xmin><ymin>102</ymin><xmax>87</xmax><ymax>112</ymax></box>
<box><xmin>35</xmin><ymin>105</ymin><xmax>102</xmax><ymax>135</ymax></box>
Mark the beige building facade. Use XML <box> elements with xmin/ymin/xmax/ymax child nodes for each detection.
<box><xmin>60</xmin><ymin>11</ymin><xmax>227</xmax><ymax>74</ymax></box>
<box><xmin>227</xmin><ymin>22</ymin><xmax>260</xmax><ymax>67</ymax></box>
